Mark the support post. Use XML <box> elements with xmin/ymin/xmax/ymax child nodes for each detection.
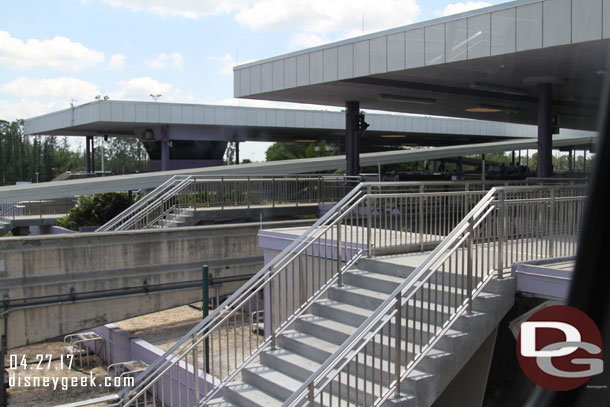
<box><xmin>235</xmin><ymin>141</ymin><xmax>240</xmax><ymax>165</ymax></box>
<box><xmin>584</xmin><ymin>149</ymin><xmax>588</xmax><ymax>173</ymax></box>
<box><xmin>85</xmin><ymin>135</ymin><xmax>92</xmax><ymax>173</ymax></box>
<box><xmin>481</xmin><ymin>154</ymin><xmax>486</xmax><ymax>181</ymax></box>
<box><xmin>202</xmin><ymin>265</ymin><xmax>210</xmax><ymax>373</ymax></box>
<box><xmin>457</xmin><ymin>156</ymin><xmax>463</xmax><ymax>179</ymax></box>
<box><xmin>345</xmin><ymin>101</ymin><xmax>360</xmax><ymax>179</ymax></box>
<box><xmin>537</xmin><ymin>83</ymin><xmax>553</xmax><ymax>178</ymax></box>
<box><xmin>568</xmin><ymin>149</ymin><xmax>573</xmax><ymax>174</ymax></box>
<box><xmin>91</xmin><ymin>137</ymin><xmax>95</xmax><ymax>173</ymax></box>
<box><xmin>549</xmin><ymin>188</ymin><xmax>556</xmax><ymax>257</ymax></box>
<box><xmin>161</xmin><ymin>126</ymin><xmax>170</xmax><ymax>172</ymax></box>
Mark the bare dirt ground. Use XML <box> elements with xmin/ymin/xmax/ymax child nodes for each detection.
<box><xmin>4</xmin><ymin>341</ymin><xmax>114</xmax><ymax>407</ymax></box>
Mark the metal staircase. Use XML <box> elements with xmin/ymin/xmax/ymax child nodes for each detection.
<box><xmin>114</xmin><ymin>182</ymin><xmax>586</xmax><ymax>407</ymax></box>
<box><xmin>96</xmin><ymin>175</ymin><xmax>363</xmax><ymax>232</ymax></box>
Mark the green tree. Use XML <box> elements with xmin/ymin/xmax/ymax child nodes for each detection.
<box><xmin>266</xmin><ymin>140</ymin><xmax>334</xmax><ymax>161</ymax></box>
<box><xmin>106</xmin><ymin>138</ymin><xmax>149</xmax><ymax>174</ymax></box>
<box><xmin>57</xmin><ymin>192</ymin><xmax>132</xmax><ymax>230</ymax></box>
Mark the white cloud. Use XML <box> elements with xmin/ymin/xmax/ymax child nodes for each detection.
<box><xmin>146</xmin><ymin>52</ymin><xmax>184</xmax><ymax>70</ymax></box>
<box><xmin>1</xmin><ymin>77</ymin><xmax>101</xmax><ymax>101</ymax></box>
<box><xmin>442</xmin><ymin>2</ymin><xmax>492</xmax><ymax>16</ymax></box>
<box><xmin>209</xmin><ymin>54</ymin><xmax>255</xmax><ymax>76</ymax></box>
<box><xmin>106</xmin><ymin>53</ymin><xmax>126</xmax><ymax>70</ymax></box>
<box><xmin>0</xmin><ymin>31</ymin><xmax>104</xmax><ymax>72</ymax></box>
<box><xmin>289</xmin><ymin>33</ymin><xmax>330</xmax><ymax>49</ymax></box>
<box><xmin>100</xmin><ymin>1</ymin><xmax>420</xmax><ymax>46</ymax></box>
<box><xmin>0</xmin><ymin>100</ymin><xmax>73</xmax><ymax>122</ymax></box>
<box><xmin>102</xmin><ymin>0</ymin><xmax>250</xmax><ymax>19</ymax></box>
<box><xmin>110</xmin><ymin>77</ymin><xmax>183</xmax><ymax>101</ymax></box>
<box><xmin>234</xmin><ymin>0</ymin><xmax>420</xmax><ymax>36</ymax></box>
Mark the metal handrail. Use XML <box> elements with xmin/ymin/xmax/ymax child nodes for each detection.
<box><xmin>117</xmin><ymin>182</ymin><xmax>369</xmax><ymax>405</ymax></box>
<box><xmin>115</xmin><ymin>176</ymin><xmax>192</xmax><ymax>231</ymax></box>
<box><xmin>285</xmin><ymin>184</ymin><xmax>586</xmax><ymax>406</ymax></box>
<box><xmin>97</xmin><ymin>178</ymin><xmax>540</xmax><ymax>233</ymax></box>
<box><xmin>283</xmin><ymin>188</ymin><xmax>496</xmax><ymax>406</ymax></box>
<box><xmin>117</xmin><ymin>180</ymin><xmax>586</xmax><ymax>407</ymax></box>
<box><xmin>96</xmin><ymin>175</ymin><xmax>188</xmax><ymax>231</ymax></box>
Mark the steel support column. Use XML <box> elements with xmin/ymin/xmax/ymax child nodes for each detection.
<box><xmin>537</xmin><ymin>83</ymin><xmax>553</xmax><ymax>178</ymax></box>
<box><xmin>85</xmin><ymin>135</ymin><xmax>92</xmax><ymax>173</ymax></box>
<box><xmin>161</xmin><ymin>126</ymin><xmax>170</xmax><ymax>171</ymax></box>
<box><xmin>345</xmin><ymin>101</ymin><xmax>360</xmax><ymax>178</ymax></box>
<box><xmin>90</xmin><ymin>137</ymin><xmax>95</xmax><ymax>173</ymax></box>
<box><xmin>235</xmin><ymin>141</ymin><xmax>240</xmax><ymax>165</ymax></box>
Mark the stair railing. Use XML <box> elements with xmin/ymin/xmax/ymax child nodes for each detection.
<box><xmin>96</xmin><ymin>175</ymin><xmax>190</xmax><ymax>231</ymax></box>
<box><xmin>115</xmin><ymin>181</ymin><xmax>527</xmax><ymax>406</ymax></box>
<box><xmin>115</xmin><ymin>181</ymin><xmax>585</xmax><ymax>407</ymax></box>
<box><xmin>116</xmin><ymin>182</ymin><xmax>371</xmax><ymax>406</ymax></box>
<box><xmin>285</xmin><ymin>184</ymin><xmax>587</xmax><ymax>406</ymax></box>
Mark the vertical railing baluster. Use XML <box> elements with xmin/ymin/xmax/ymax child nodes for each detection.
<box><xmin>467</xmin><ymin>218</ymin><xmax>474</xmax><ymax>313</ymax></box>
<box><xmin>394</xmin><ymin>292</ymin><xmax>402</xmax><ymax>398</ymax></box>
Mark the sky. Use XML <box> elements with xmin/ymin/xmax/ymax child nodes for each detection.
<box><xmin>0</xmin><ymin>0</ymin><xmax>503</xmax><ymax>161</ymax></box>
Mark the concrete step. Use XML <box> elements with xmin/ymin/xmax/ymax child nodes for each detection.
<box><xmin>328</xmin><ymin>285</ymin><xmax>388</xmax><ymax>310</ymax></box>
<box><xmin>206</xmin><ymin>400</ymin><xmax>239</xmax><ymax>407</ymax></box>
<box><xmin>343</xmin><ymin>269</ymin><xmax>405</xmax><ymax>293</ymax></box>
<box><xmin>278</xmin><ymin>330</ymin><xmax>338</xmax><ymax>363</ymax></box>
<box><xmin>310</xmin><ymin>299</ymin><xmax>466</xmax><ymax>352</ymax></box>
<box><xmin>357</xmin><ymin>257</ymin><xmax>418</xmax><ymax>278</ymax></box>
<box><xmin>292</xmin><ymin>313</ymin><xmax>452</xmax><ymax>375</ymax></box>
<box><xmin>223</xmin><ymin>382</ymin><xmax>283</xmax><ymax>407</ymax></box>
<box><xmin>255</xmin><ymin>347</ymin><xmax>426</xmax><ymax>405</ymax></box>
<box><xmin>242</xmin><ymin>364</ymin><xmax>302</xmax><ymax>401</ymax></box>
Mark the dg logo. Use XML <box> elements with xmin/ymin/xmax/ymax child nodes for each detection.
<box><xmin>517</xmin><ymin>305</ymin><xmax>604</xmax><ymax>391</ymax></box>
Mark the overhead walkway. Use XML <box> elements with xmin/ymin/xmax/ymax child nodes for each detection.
<box><xmin>0</xmin><ymin>136</ymin><xmax>594</xmax><ymax>204</ymax></box>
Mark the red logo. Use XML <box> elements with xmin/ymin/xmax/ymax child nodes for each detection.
<box><xmin>516</xmin><ymin>305</ymin><xmax>603</xmax><ymax>391</ymax></box>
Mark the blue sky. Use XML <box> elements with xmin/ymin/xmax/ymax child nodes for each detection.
<box><xmin>0</xmin><ymin>0</ymin><xmax>503</xmax><ymax>160</ymax></box>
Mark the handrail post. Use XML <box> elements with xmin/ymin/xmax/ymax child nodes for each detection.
<box><xmin>202</xmin><ymin>265</ymin><xmax>210</xmax><ymax>373</ymax></box>
<box><xmin>497</xmin><ymin>190</ymin><xmax>505</xmax><ymax>279</ymax></box>
<box><xmin>467</xmin><ymin>218</ymin><xmax>474</xmax><ymax>313</ymax></box>
<box><xmin>394</xmin><ymin>291</ymin><xmax>402</xmax><ymax>398</ymax></box>
<box><xmin>269</xmin><ymin>266</ymin><xmax>276</xmax><ymax>350</ymax></box>
<box><xmin>318</xmin><ymin>176</ymin><xmax>322</xmax><ymax>205</ymax></box>
<box><xmin>272</xmin><ymin>177</ymin><xmax>276</xmax><ymax>208</ymax></box>
<box><xmin>220</xmin><ymin>177</ymin><xmax>225</xmax><ymax>210</ymax></box>
<box><xmin>419</xmin><ymin>185</ymin><xmax>425</xmax><ymax>252</ymax></box>
<box><xmin>247</xmin><ymin>176</ymin><xmax>251</xmax><ymax>208</ymax></box>
<box><xmin>367</xmin><ymin>186</ymin><xmax>373</xmax><ymax>258</ymax></box>
<box><xmin>337</xmin><ymin>208</ymin><xmax>343</xmax><ymax>286</ymax></box>
<box><xmin>192</xmin><ymin>335</ymin><xmax>200</xmax><ymax>403</ymax></box>
<box><xmin>549</xmin><ymin>188</ymin><xmax>556</xmax><ymax>258</ymax></box>
<box><xmin>308</xmin><ymin>382</ymin><xmax>315</xmax><ymax>406</ymax></box>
